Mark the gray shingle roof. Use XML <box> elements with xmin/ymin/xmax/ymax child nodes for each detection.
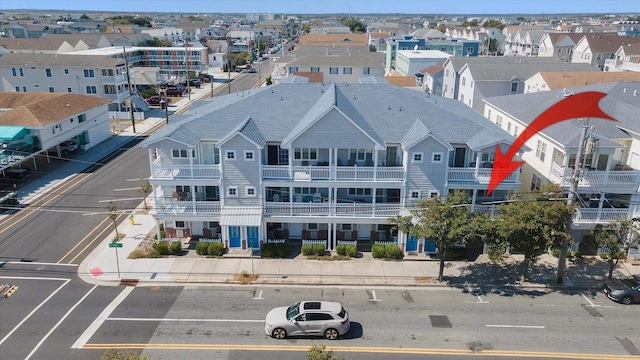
<box><xmin>141</xmin><ymin>83</ymin><xmax>516</xmax><ymax>151</ymax></box>
<box><xmin>483</xmin><ymin>81</ymin><xmax>640</xmax><ymax>148</ymax></box>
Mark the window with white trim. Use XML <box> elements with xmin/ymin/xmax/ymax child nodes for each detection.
<box><xmin>410</xmin><ymin>190</ymin><xmax>421</xmax><ymax>199</ymax></box>
<box><xmin>228</xmin><ymin>186</ymin><xmax>238</xmax><ymax>196</ymax></box>
<box><xmin>45</xmin><ymin>68</ymin><xmax>52</xmax><ymax>77</ymax></box>
<box><xmin>496</xmin><ymin>115</ymin><xmax>503</xmax><ymax>127</ymax></box>
<box><xmin>310</xmin><ymin>67</ymin><xmax>320</xmax><ymax>72</ymax></box>
<box><xmin>48</xmin><ymin>86</ymin><xmax>55</xmax><ymax>92</ymax></box>
<box><xmin>329</xmin><ymin>67</ymin><xmax>338</xmax><ymax>74</ymax></box>
<box><xmin>172</xmin><ymin>149</ymin><xmax>189</xmax><ymax>158</ymax></box>
<box><xmin>225</xmin><ymin>150</ymin><xmax>236</xmax><ymax>160</ymax></box>
<box><xmin>175</xmin><ymin>221</ymin><xmax>185</xmax><ymax>228</ymax></box>
<box><xmin>531</xmin><ymin>174</ymin><xmax>542</xmax><ymax>191</ymax></box>
<box><xmin>85</xmin><ymin>85</ymin><xmax>97</xmax><ymax>94</ymax></box>
<box><xmin>11</xmin><ymin>68</ymin><xmax>17</xmax><ymax>77</ymax></box>
<box><xmin>535</xmin><ymin>140</ymin><xmax>547</xmax><ymax>162</ymax></box>
<box><xmin>64</xmin><ymin>68</ymin><xmax>69</xmax><ymax>74</ymax></box>
<box><xmin>83</xmin><ymin>69</ymin><xmax>95</xmax><ymax>78</ymax></box>
<box><xmin>343</xmin><ymin>67</ymin><xmax>352</xmax><ymax>74</ymax></box>
<box><xmin>246</xmin><ymin>186</ymin><xmax>256</xmax><ymax>197</ymax></box>
<box><xmin>67</xmin><ymin>87</ymin><xmax>72</xmax><ymax>93</ymax></box>
<box><xmin>429</xmin><ymin>190</ymin><xmax>439</xmax><ymax>198</ymax></box>
<box><xmin>432</xmin><ymin>152</ymin><xmax>443</xmax><ymax>163</ymax></box>
<box><xmin>244</xmin><ymin>150</ymin><xmax>255</xmax><ymax>161</ymax></box>
<box><xmin>363</xmin><ymin>67</ymin><xmax>370</xmax><ymax>75</ymax></box>
<box><xmin>294</xmin><ymin>148</ymin><xmax>317</xmax><ymax>160</ymax></box>
<box><xmin>412</xmin><ymin>152</ymin><xmax>423</xmax><ymax>163</ymax></box>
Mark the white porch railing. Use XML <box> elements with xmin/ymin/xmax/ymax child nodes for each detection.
<box><xmin>155</xmin><ymin>197</ymin><xmax>221</xmax><ymax>214</ymax></box>
<box><xmin>550</xmin><ymin>164</ymin><xmax>640</xmax><ymax>187</ymax></box>
<box><xmin>573</xmin><ymin>208</ymin><xmax>630</xmax><ymax>224</ymax></box>
<box><xmin>337</xmin><ymin>240</ymin><xmax>357</xmax><ymax>246</ymax></box>
<box><xmin>266</xmin><ymin>238</ymin><xmax>286</xmax><ymax>244</ymax></box>
<box><xmin>374</xmin><ymin>241</ymin><xmax>396</xmax><ymax>246</ymax></box>
<box><xmin>264</xmin><ymin>202</ymin><xmax>401</xmax><ymax>217</ymax></box>
<box><xmin>261</xmin><ymin>165</ymin><xmax>404</xmax><ymax>181</ymax></box>
<box><xmin>151</xmin><ymin>160</ymin><xmax>221</xmax><ymax>179</ymax></box>
<box><xmin>447</xmin><ymin>168</ymin><xmax>518</xmax><ymax>183</ymax></box>
<box><xmin>199</xmin><ymin>238</ymin><xmax>222</xmax><ymax>243</ymax></box>
<box><xmin>302</xmin><ymin>239</ymin><xmax>327</xmax><ymax>245</ymax></box>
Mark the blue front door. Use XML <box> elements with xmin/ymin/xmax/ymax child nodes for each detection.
<box><xmin>406</xmin><ymin>235</ymin><xmax>418</xmax><ymax>252</ymax></box>
<box><xmin>424</xmin><ymin>239</ymin><xmax>437</xmax><ymax>253</ymax></box>
<box><xmin>229</xmin><ymin>226</ymin><xmax>241</xmax><ymax>248</ymax></box>
<box><xmin>247</xmin><ymin>226</ymin><xmax>259</xmax><ymax>248</ymax></box>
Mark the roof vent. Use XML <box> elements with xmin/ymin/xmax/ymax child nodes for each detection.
<box><xmin>562</xmin><ymin>88</ymin><xmax>574</xmax><ymax>97</ymax></box>
<box><xmin>634</xmin><ymin>90</ymin><xmax>638</xmax><ymax>96</ymax></box>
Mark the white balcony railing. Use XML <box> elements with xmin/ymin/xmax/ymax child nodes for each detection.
<box><xmin>264</xmin><ymin>202</ymin><xmax>402</xmax><ymax>217</ymax></box>
<box><xmin>573</xmin><ymin>208</ymin><xmax>630</xmax><ymax>224</ymax></box>
<box><xmin>261</xmin><ymin>165</ymin><xmax>404</xmax><ymax>181</ymax></box>
<box><xmin>151</xmin><ymin>162</ymin><xmax>221</xmax><ymax>179</ymax></box>
<box><xmin>447</xmin><ymin>168</ymin><xmax>519</xmax><ymax>183</ymax></box>
<box><xmin>551</xmin><ymin>163</ymin><xmax>640</xmax><ymax>187</ymax></box>
<box><xmin>155</xmin><ymin>198</ymin><xmax>221</xmax><ymax>214</ymax></box>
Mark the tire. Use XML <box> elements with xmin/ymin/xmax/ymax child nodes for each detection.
<box><xmin>621</xmin><ymin>296</ymin><xmax>633</xmax><ymax>305</ymax></box>
<box><xmin>324</xmin><ymin>328</ymin><xmax>339</xmax><ymax>340</ymax></box>
<box><xmin>271</xmin><ymin>328</ymin><xmax>287</xmax><ymax>339</ymax></box>
<box><xmin>62</xmin><ymin>150</ymin><xmax>69</xmax><ymax>155</ymax></box>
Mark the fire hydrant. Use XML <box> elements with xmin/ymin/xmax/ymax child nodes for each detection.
<box><xmin>129</xmin><ymin>213</ymin><xmax>135</xmax><ymax>225</ymax></box>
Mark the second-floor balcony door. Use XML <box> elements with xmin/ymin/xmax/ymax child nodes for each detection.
<box><xmin>386</xmin><ymin>147</ymin><xmax>398</xmax><ymax>166</ymax></box>
<box><xmin>453</xmin><ymin>148</ymin><xmax>466</xmax><ymax>167</ymax></box>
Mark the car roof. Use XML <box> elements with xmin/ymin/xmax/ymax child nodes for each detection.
<box><xmin>300</xmin><ymin>301</ymin><xmax>342</xmax><ymax>313</ymax></box>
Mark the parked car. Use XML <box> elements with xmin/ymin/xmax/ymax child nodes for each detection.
<box><xmin>603</xmin><ymin>275</ymin><xmax>640</xmax><ymax>304</ymax></box>
<box><xmin>188</xmin><ymin>78</ymin><xmax>201</xmax><ymax>88</ymax></box>
<box><xmin>165</xmin><ymin>88</ymin><xmax>183</xmax><ymax>97</ymax></box>
<box><xmin>59</xmin><ymin>140</ymin><xmax>78</xmax><ymax>155</ymax></box>
<box><xmin>3</xmin><ymin>168</ymin><xmax>32</xmax><ymax>180</ymax></box>
<box><xmin>145</xmin><ymin>96</ymin><xmax>171</xmax><ymax>106</ymax></box>
<box><xmin>265</xmin><ymin>301</ymin><xmax>350</xmax><ymax>340</ymax></box>
<box><xmin>247</xmin><ymin>67</ymin><xmax>257</xmax><ymax>73</ymax></box>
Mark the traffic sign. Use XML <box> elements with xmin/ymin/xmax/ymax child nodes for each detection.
<box><xmin>109</xmin><ymin>243</ymin><xmax>123</xmax><ymax>248</ymax></box>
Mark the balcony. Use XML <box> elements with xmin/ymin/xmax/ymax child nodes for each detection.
<box><xmin>101</xmin><ymin>74</ymin><xmax>127</xmax><ymax>84</ymax></box>
<box><xmin>155</xmin><ymin>198</ymin><xmax>221</xmax><ymax>215</ymax></box>
<box><xmin>264</xmin><ymin>202</ymin><xmax>402</xmax><ymax>217</ymax></box>
<box><xmin>447</xmin><ymin>167</ymin><xmax>519</xmax><ymax>183</ymax></box>
<box><xmin>151</xmin><ymin>161</ymin><xmax>221</xmax><ymax>179</ymax></box>
<box><xmin>262</xmin><ymin>165</ymin><xmax>404</xmax><ymax>181</ymax></box>
<box><xmin>550</xmin><ymin>163</ymin><xmax>640</xmax><ymax>187</ymax></box>
<box><xmin>573</xmin><ymin>208</ymin><xmax>629</xmax><ymax>225</ymax></box>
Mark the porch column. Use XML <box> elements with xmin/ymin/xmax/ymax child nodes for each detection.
<box><xmin>373</xmin><ymin>150</ymin><xmax>378</xmax><ymax>180</ymax></box>
<box><xmin>148</xmin><ymin>149</ymin><xmax>155</xmax><ymax>175</ymax></box>
<box><xmin>189</xmin><ymin>147</ymin><xmax>194</xmax><ymax>179</ymax></box>
<box><xmin>603</xmin><ymin>155</ymin><xmax>613</xmax><ymax>186</ymax></box>
<box><xmin>474</xmin><ymin>152</ymin><xmax>481</xmax><ymax>179</ymax></box>
<box><xmin>597</xmin><ymin>194</ymin><xmax>605</xmax><ymax>221</ymax></box>
<box><xmin>562</xmin><ymin>152</ymin><xmax>570</xmax><ymax>184</ymax></box>
<box><xmin>331</xmin><ymin>222</ymin><xmax>337</xmax><ymax>251</ymax></box>
<box><xmin>471</xmin><ymin>189</ymin><xmax>477</xmax><ymax>212</ymax></box>
<box><xmin>191</xmin><ymin>187</ymin><xmax>197</xmax><ymax>214</ymax></box>
<box><xmin>289</xmin><ymin>186</ymin><xmax>293</xmax><ymax>216</ymax></box>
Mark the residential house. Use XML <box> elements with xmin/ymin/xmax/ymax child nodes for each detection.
<box><xmin>142</xmin><ymin>27</ymin><xmax>185</xmax><ymax>46</ymax></box>
<box><xmin>604</xmin><ymin>43</ymin><xmax>640</xmax><ymax>72</ymax></box>
<box><xmin>537</xmin><ymin>33</ymin><xmax>585</xmax><ymax>62</ymax></box>
<box><xmin>0</xmin><ymin>92</ymin><xmax>111</xmax><ymax>171</ymax></box>
<box><xmin>571</xmin><ymin>33</ymin><xmax>640</xmax><ymax>70</ymax></box>
<box><xmin>441</xmin><ymin>57</ymin><xmax>598</xmax><ymax>112</ymax></box>
<box><xmin>139</xmin><ymin>83</ymin><xmax>521</xmax><ymax>255</ymax></box>
<box><xmin>483</xmin><ymin>82</ymin><xmax>640</xmax><ymax>254</ymax></box>
<box><xmin>524</xmin><ymin>71</ymin><xmax>640</xmax><ymax>93</ymax></box>
<box><xmin>503</xmin><ymin>30</ymin><xmax>547</xmax><ymax>57</ymax></box>
<box><xmin>394</xmin><ymin>49</ymin><xmax>451</xmax><ymax>77</ymax></box>
<box><xmin>418</xmin><ymin>60</ymin><xmax>446</xmax><ymax>95</ymax></box>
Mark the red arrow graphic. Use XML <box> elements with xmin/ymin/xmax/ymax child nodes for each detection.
<box><xmin>487</xmin><ymin>91</ymin><xmax>616</xmax><ymax>195</ymax></box>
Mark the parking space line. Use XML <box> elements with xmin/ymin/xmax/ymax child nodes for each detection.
<box><xmin>476</xmin><ymin>295</ymin><xmax>489</xmax><ymax>304</ymax></box>
<box><xmin>368</xmin><ymin>290</ymin><xmax>382</xmax><ymax>302</ymax></box>
<box><xmin>25</xmin><ymin>285</ymin><xmax>98</xmax><ymax>360</ymax></box>
<box><xmin>0</xmin><ymin>278</ymin><xmax>71</xmax><ymax>346</ymax></box>
<box><xmin>581</xmin><ymin>293</ymin><xmax>600</xmax><ymax>307</ymax></box>
<box><xmin>486</xmin><ymin>324</ymin><xmax>545</xmax><ymax>329</ymax></box>
<box><xmin>252</xmin><ymin>290</ymin><xmax>263</xmax><ymax>299</ymax></box>
<box><xmin>72</xmin><ymin>286</ymin><xmax>135</xmax><ymax>349</ymax></box>
<box><xmin>106</xmin><ymin>318</ymin><xmax>264</xmax><ymax>323</ymax></box>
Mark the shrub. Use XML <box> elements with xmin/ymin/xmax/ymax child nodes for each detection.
<box><xmin>276</xmin><ymin>243</ymin><xmax>289</xmax><ymax>258</ymax></box>
<box><xmin>314</xmin><ymin>244</ymin><xmax>326</xmax><ymax>256</ymax></box>
<box><xmin>152</xmin><ymin>241</ymin><xmax>170</xmax><ymax>255</ymax></box>
<box><xmin>195</xmin><ymin>241</ymin><xmax>209</xmax><ymax>255</ymax></box>
<box><xmin>445</xmin><ymin>247</ymin><xmax>467</xmax><ymax>260</ymax></box>
<box><xmin>372</xmin><ymin>244</ymin><xmax>386</xmax><ymax>258</ymax></box>
<box><xmin>551</xmin><ymin>248</ymin><xmax>561</xmax><ymax>258</ymax></box>
<box><xmin>487</xmin><ymin>247</ymin><xmax>505</xmax><ymax>263</ymax></box>
<box><xmin>169</xmin><ymin>241</ymin><xmax>182</xmax><ymax>255</ymax></box>
<box><xmin>336</xmin><ymin>244</ymin><xmax>347</xmax><ymax>256</ymax></box>
<box><xmin>346</xmin><ymin>244</ymin><xmax>357</xmax><ymax>257</ymax></box>
<box><xmin>208</xmin><ymin>241</ymin><xmax>225</xmax><ymax>256</ymax></box>
<box><xmin>572</xmin><ymin>251</ymin><xmax>582</xmax><ymax>259</ymax></box>
<box><xmin>302</xmin><ymin>244</ymin><xmax>314</xmax><ymax>256</ymax></box>
<box><xmin>385</xmin><ymin>244</ymin><xmax>404</xmax><ymax>260</ymax></box>
<box><xmin>261</xmin><ymin>243</ymin><xmax>277</xmax><ymax>258</ymax></box>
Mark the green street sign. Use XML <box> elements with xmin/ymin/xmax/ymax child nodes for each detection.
<box><xmin>109</xmin><ymin>243</ymin><xmax>123</xmax><ymax>248</ymax></box>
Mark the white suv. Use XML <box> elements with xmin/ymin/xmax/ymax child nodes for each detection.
<box><xmin>56</xmin><ymin>140</ymin><xmax>78</xmax><ymax>155</ymax></box>
<box><xmin>265</xmin><ymin>301</ymin><xmax>350</xmax><ymax>340</ymax></box>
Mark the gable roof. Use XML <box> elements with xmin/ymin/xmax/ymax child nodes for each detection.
<box><xmin>580</xmin><ymin>33</ymin><xmax>640</xmax><ymax>53</ymax></box>
<box><xmin>141</xmin><ymin>83</ymin><xmax>515</xmax><ymax>153</ymax></box>
<box><xmin>0</xmin><ymin>93</ymin><xmax>110</xmax><ymax>127</ymax></box>
<box><xmin>534</xmin><ymin>71</ymin><xmax>640</xmax><ymax>89</ymax></box>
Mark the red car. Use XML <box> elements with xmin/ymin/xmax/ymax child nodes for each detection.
<box><xmin>145</xmin><ymin>96</ymin><xmax>171</xmax><ymax>106</ymax></box>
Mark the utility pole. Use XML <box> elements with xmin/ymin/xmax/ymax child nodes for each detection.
<box><xmin>557</xmin><ymin>118</ymin><xmax>589</xmax><ymax>284</ymax></box>
<box><xmin>162</xmin><ymin>89</ymin><xmax>169</xmax><ymax>124</ymax></box>
<box><xmin>227</xmin><ymin>37</ymin><xmax>231</xmax><ymax>94</ymax></box>
<box><xmin>185</xmin><ymin>35</ymin><xmax>191</xmax><ymax>101</ymax></box>
<box><xmin>123</xmin><ymin>45</ymin><xmax>136</xmax><ymax>133</ymax></box>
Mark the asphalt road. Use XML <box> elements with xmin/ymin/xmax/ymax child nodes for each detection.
<box><xmin>2</xmin><ymin>284</ymin><xmax>636</xmax><ymax>359</ymax></box>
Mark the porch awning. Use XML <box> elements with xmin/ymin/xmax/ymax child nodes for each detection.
<box><xmin>0</xmin><ymin>126</ymin><xmax>28</xmax><ymax>141</ymax></box>
<box><xmin>220</xmin><ymin>206</ymin><xmax>263</xmax><ymax>226</ymax></box>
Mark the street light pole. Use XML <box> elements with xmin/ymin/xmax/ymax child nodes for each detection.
<box><xmin>163</xmin><ymin>89</ymin><xmax>169</xmax><ymax>124</ymax></box>
<box><xmin>557</xmin><ymin>118</ymin><xmax>589</xmax><ymax>284</ymax></box>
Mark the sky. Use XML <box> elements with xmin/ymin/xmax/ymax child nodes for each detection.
<box><xmin>1</xmin><ymin>0</ymin><xmax>639</xmax><ymax>15</ymax></box>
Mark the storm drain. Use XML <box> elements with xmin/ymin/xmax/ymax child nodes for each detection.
<box><xmin>119</xmin><ymin>278</ymin><xmax>139</xmax><ymax>287</ymax></box>
<box><xmin>581</xmin><ymin>304</ymin><xmax>603</xmax><ymax>317</ymax></box>
<box><xmin>429</xmin><ymin>315</ymin><xmax>452</xmax><ymax>328</ymax></box>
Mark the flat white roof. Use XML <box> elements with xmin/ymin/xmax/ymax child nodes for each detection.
<box><xmin>397</xmin><ymin>49</ymin><xmax>452</xmax><ymax>59</ymax></box>
<box><xmin>70</xmin><ymin>45</ymin><xmax>207</xmax><ymax>56</ymax></box>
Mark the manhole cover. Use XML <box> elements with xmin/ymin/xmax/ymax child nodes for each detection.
<box><xmin>429</xmin><ymin>315</ymin><xmax>452</xmax><ymax>328</ymax></box>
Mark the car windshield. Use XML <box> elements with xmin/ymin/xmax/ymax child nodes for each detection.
<box><xmin>621</xmin><ymin>277</ymin><xmax>640</xmax><ymax>289</ymax></box>
<box><xmin>286</xmin><ymin>302</ymin><xmax>300</xmax><ymax>320</ymax></box>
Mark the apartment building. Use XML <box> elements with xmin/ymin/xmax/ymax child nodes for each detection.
<box><xmin>140</xmin><ymin>83</ymin><xmax>521</xmax><ymax>254</ymax></box>
<box><xmin>483</xmin><ymin>82</ymin><xmax>640</xmax><ymax>254</ymax></box>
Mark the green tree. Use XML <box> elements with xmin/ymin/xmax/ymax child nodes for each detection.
<box><xmin>482</xmin><ymin>20</ymin><xmax>505</xmax><ymax>30</ymax></box>
<box><xmin>80</xmin><ymin>13</ymin><xmax>91</xmax><ymax>20</ymax></box>
<box><xmin>436</xmin><ymin>24</ymin><xmax>447</xmax><ymax>33</ymax></box>
<box><xmin>391</xmin><ymin>190</ymin><xmax>473</xmax><ymax>282</ymax></box>
<box><xmin>101</xmin><ymin>349</ymin><xmax>148</xmax><ymax>360</ymax></box>
<box><xmin>369</xmin><ymin>44</ymin><xmax>377</xmax><ymax>52</ymax></box>
<box><xmin>493</xmin><ymin>186</ymin><xmax>574</xmax><ymax>280</ymax></box>
<box><xmin>302</xmin><ymin>23</ymin><xmax>312</xmax><ymax>34</ymax></box>
<box><xmin>591</xmin><ymin>219</ymin><xmax>640</xmax><ymax>279</ymax></box>
<box><xmin>340</xmin><ymin>18</ymin><xmax>366</xmax><ymax>33</ymax></box>
<box><xmin>307</xmin><ymin>345</ymin><xmax>345</xmax><ymax>360</ymax></box>
<box><xmin>147</xmin><ymin>37</ymin><xmax>173</xmax><ymax>47</ymax></box>
<box><xmin>460</xmin><ymin>20</ymin><xmax>479</xmax><ymax>27</ymax></box>
<box><xmin>228</xmin><ymin>51</ymin><xmax>251</xmax><ymax>69</ymax></box>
